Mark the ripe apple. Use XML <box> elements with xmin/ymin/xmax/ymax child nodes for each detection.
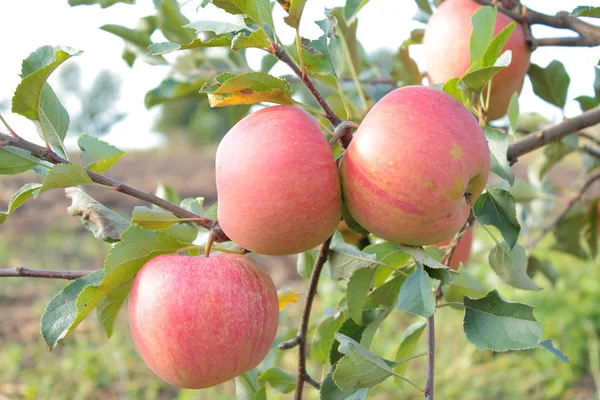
<box><xmin>340</xmin><ymin>86</ymin><xmax>490</xmax><ymax>246</ymax></box>
<box><xmin>423</xmin><ymin>0</ymin><xmax>531</xmax><ymax>120</ymax></box>
<box><xmin>434</xmin><ymin>228</ymin><xmax>474</xmax><ymax>270</ymax></box>
<box><xmin>216</xmin><ymin>105</ymin><xmax>342</xmax><ymax>255</ymax></box>
<box><xmin>129</xmin><ymin>254</ymin><xmax>279</xmax><ymax>389</ymax></box>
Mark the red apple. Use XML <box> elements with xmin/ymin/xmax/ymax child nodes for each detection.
<box><xmin>216</xmin><ymin>105</ymin><xmax>342</xmax><ymax>255</ymax></box>
<box><xmin>423</xmin><ymin>0</ymin><xmax>531</xmax><ymax>120</ymax></box>
<box><xmin>434</xmin><ymin>228</ymin><xmax>474</xmax><ymax>270</ymax></box>
<box><xmin>340</xmin><ymin>86</ymin><xmax>490</xmax><ymax>246</ymax></box>
<box><xmin>129</xmin><ymin>254</ymin><xmax>279</xmax><ymax>389</ymax></box>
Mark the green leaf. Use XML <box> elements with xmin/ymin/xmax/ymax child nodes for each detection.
<box><xmin>131</xmin><ymin>206</ymin><xmax>186</xmax><ymax>229</ymax></box>
<box><xmin>538</xmin><ymin>138</ymin><xmax>576</xmax><ymax>178</ymax></box>
<box><xmin>49</xmin><ymin>226</ymin><xmax>192</xmax><ymax>348</ymax></box>
<box><xmin>473</xmin><ymin>188</ymin><xmax>520</xmax><ymax>249</ymax></box>
<box><xmin>367</xmin><ymin>274</ymin><xmax>406</xmax><ymax>308</ymax></box>
<box><xmin>231</xmin><ymin>29</ymin><xmax>272</xmax><ymax>51</ymax></box>
<box><xmin>313</xmin><ymin>313</ymin><xmax>345</xmax><ymax>364</ymax></box>
<box><xmin>464</xmin><ymin>290</ymin><xmax>542</xmax><ymax>351</ymax></box>
<box><xmin>461</xmin><ymin>50</ymin><xmax>512</xmax><ymax>92</ymax></box>
<box><xmin>96</xmin><ymin>278</ymin><xmax>133</xmax><ymax>337</ymax></box>
<box><xmin>328</xmin><ymin>232</ymin><xmax>378</xmax><ymax>280</ymax></box>
<box><xmin>507</xmin><ymin>92</ymin><xmax>520</xmax><ymax>135</ymax></box>
<box><xmin>39</xmin><ymin>164</ymin><xmax>94</xmax><ymax>195</ymax></box>
<box><xmin>528</xmin><ymin>61</ymin><xmax>570</xmax><ymax>109</ymax></box>
<box><xmin>77</xmin><ymin>134</ymin><xmax>123</xmax><ymax>173</ymax></box>
<box><xmin>100</xmin><ymin>24</ymin><xmax>167</xmax><ymax>65</ymax></box>
<box><xmin>344</xmin><ymin>0</ymin><xmax>370</xmax><ymax>22</ymax></box>
<box><xmin>424</xmin><ymin>265</ymin><xmax>460</xmax><ymax>285</ymax></box>
<box><xmin>347</xmin><ymin>268</ymin><xmax>376</xmax><ymax>325</ymax></box>
<box><xmin>257</xmin><ymin>367</ymin><xmax>295</xmax><ymax>393</ymax></box>
<box><xmin>320</xmin><ymin>368</ymin><xmax>369</xmax><ymax>399</ymax></box>
<box><xmin>575</xmin><ymin>95</ymin><xmax>600</xmax><ymax>112</ymax></box>
<box><xmin>281</xmin><ymin>0</ymin><xmax>308</xmax><ymax>28</ymax></box>
<box><xmin>470</xmin><ymin>6</ymin><xmax>496</xmax><ymax>64</ymax></box>
<box><xmin>527</xmin><ymin>256</ymin><xmax>559</xmax><ymax>287</ymax></box>
<box><xmin>484</xmin><ymin>126</ymin><xmax>515</xmax><ymax>185</ymax></box>
<box><xmin>297</xmin><ymin>249</ymin><xmax>316</xmax><ymax>279</ymax></box>
<box><xmin>41</xmin><ymin>269</ymin><xmax>104</xmax><ymax>348</ymax></box>
<box><xmin>489</xmin><ymin>242</ymin><xmax>541</xmax><ymax>291</ymax></box>
<box><xmin>362</xmin><ymin>242</ymin><xmax>411</xmax><ymax>268</ymax></box>
<box><xmin>156</xmin><ymin>0</ymin><xmax>196</xmax><ymax>44</ymax></box>
<box><xmin>155</xmin><ymin>182</ymin><xmax>180</xmax><ymax>205</ymax></box>
<box><xmin>330</xmin><ymin>318</ymin><xmax>367</xmax><ymax>365</ymax></box>
<box><xmin>539</xmin><ymin>339</ymin><xmax>570</xmax><ymax>363</ymax></box>
<box><xmin>481</xmin><ymin>22</ymin><xmax>516</xmax><ymax>68</ymax></box>
<box><xmin>210</xmin><ymin>0</ymin><xmax>275</xmax><ymax>31</ymax></box>
<box><xmin>200</xmin><ymin>72</ymin><xmax>294</xmax><ymax>107</ymax></box>
<box><xmin>37</xmin><ymin>84</ymin><xmax>70</xmax><ymax>158</ymax></box>
<box><xmin>144</xmin><ymin>77</ymin><xmax>207</xmax><ymax>108</ymax></box>
<box><xmin>390</xmin><ymin>45</ymin><xmax>423</xmax><ymax>87</ymax></box>
<box><xmin>394</xmin><ymin>321</ymin><xmax>426</xmax><ymax>380</ymax></box>
<box><xmin>66</xmin><ymin>187</ymin><xmax>130</xmax><ymax>242</ymax></box>
<box><xmin>148</xmin><ymin>37</ymin><xmax>232</xmax><ymax>55</ymax></box>
<box><xmin>445</xmin><ymin>270</ymin><xmax>487</xmax><ymax>303</ymax></box>
<box><xmin>235</xmin><ymin>370</ymin><xmax>266</xmax><ymax>400</ymax></box>
<box><xmin>186</xmin><ymin>14</ymin><xmax>248</xmax><ymax>35</ymax></box>
<box><xmin>442</xmin><ymin>77</ymin><xmax>470</xmax><ymax>107</ymax></box>
<box><xmin>0</xmin><ymin>183</ymin><xmax>43</xmax><ymax>224</ymax></box>
<box><xmin>0</xmin><ymin>146</ymin><xmax>43</xmax><ymax>175</ymax></box>
<box><xmin>396</xmin><ymin>264</ymin><xmax>436</xmax><ymax>318</ymax></box>
<box><xmin>397</xmin><ymin>245</ymin><xmax>447</xmax><ymax>269</ymax></box>
<box><xmin>333</xmin><ymin>334</ymin><xmax>414</xmax><ymax>390</ymax></box>
<box><xmin>584</xmin><ymin>200</ymin><xmax>598</xmax><ymax>259</ymax></box>
<box><xmin>329</xmin><ymin>8</ymin><xmax>364</xmax><ymax>78</ymax></box>
<box><xmin>552</xmin><ymin>204</ymin><xmax>590</xmax><ymax>259</ymax></box>
<box><xmin>571</xmin><ymin>6</ymin><xmax>600</xmax><ymax>17</ymax></box>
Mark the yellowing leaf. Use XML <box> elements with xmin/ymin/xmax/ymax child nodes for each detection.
<box><xmin>278</xmin><ymin>289</ymin><xmax>304</xmax><ymax>311</ymax></box>
<box><xmin>200</xmin><ymin>72</ymin><xmax>294</xmax><ymax>107</ymax></box>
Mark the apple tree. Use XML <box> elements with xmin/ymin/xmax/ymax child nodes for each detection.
<box><xmin>1</xmin><ymin>0</ymin><xmax>600</xmax><ymax>399</ymax></box>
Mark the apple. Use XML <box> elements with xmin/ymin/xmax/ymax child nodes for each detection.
<box><xmin>423</xmin><ymin>0</ymin><xmax>531</xmax><ymax>120</ymax></box>
<box><xmin>216</xmin><ymin>105</ymin><xmax>342</xmax><ymax>255</ymax></box>
<box><xmin>434</xmin><ymin>228</ymin><xmax>474</xmax><ymax>270</ymax></box>
<box><xmin>129</xmin><ymin>254</ymin><xmax>279</xmax><ymax>389</ymax></box>
<box><xmin>340</xmin><ymin>86</ymin><xmax>490</xmax><ymax>246</ymax></box>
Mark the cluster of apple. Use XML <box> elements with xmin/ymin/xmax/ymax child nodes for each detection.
<box><xmin>127</xmin><ymin>0</ymin><xmax>530</xmax><ymax>391</ymax></box>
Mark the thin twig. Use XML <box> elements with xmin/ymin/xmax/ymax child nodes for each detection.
<box><xmin>424</xmin><ymin>314</ymin><xmax>435</xmax><ymax>400</ymax></box>
<box><xmin>472</xmin><ymin>1</ymin><xmax>600</xmax><ymax>47</ymax></box>
<box><xmin>278</xmin><ymin>236</ymin><xmax>333</xmax><ymax>398</ymax></box>
<box><xmin>0</xmin><ymin>267</ymin><xmax>92</xmax><ymax>279</ymax></box>
<box><xmin>0</xmin><ymin>131</ymin><xmax>226</xmax><ymax>239</ymax></box>
<box><xmin>0</xmin><ymin>115</ymin><xmax>18</xmax><ymax>138</ymax></box>
<box><xmin>272</xmin><ymin>45</ymin><xmax>353</xmax><ymax>148</ymax></box>
<box><xmin>528</xmin><ymin>170</ymin><xmax>600</xmax><ymax>248</ymax></box>
<box><xmin>579</xmin><ymin>132</ymin><xmax>600</xmax><ymax>147</ymax></box>
<box><xmin>581</xmin><ymin>145</ymin><xmax>600</xmax><ymax>161</ymax></box>
<box><xmin>507</xmin><ymin>106</ymin><xmax>600</xmax><ymax>165</ymax></box>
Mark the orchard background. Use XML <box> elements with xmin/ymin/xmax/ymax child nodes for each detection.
<box><xmin>1</xmin><ymin>0</ymin><xmax>600</xmax><ymax>399</ymax></box>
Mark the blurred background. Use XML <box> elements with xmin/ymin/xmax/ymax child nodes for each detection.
<box><xmin>0</xmin><ymin>0</ymin><xmax>599</xmax><ymax>399</ymax></box>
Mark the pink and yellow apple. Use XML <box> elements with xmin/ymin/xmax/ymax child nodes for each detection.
<box><xmin>423</xmin><ymin>0</ymin><xmax>531</xmax><ymax>120</ymax></box>
<box><xmin>434</xmin><ymin>228</ymin><xmax>474</xmax><ymax>270</ymax></box>
<box><xmin>215</xmin><ymin>105</ymin><xmax>342</xmax><ymax>255</ymax></box>
<box><xmin>129</xmin><ymin>254</ymin><xmax>279</xmax><ymax>389</ymax></box>
<box><xmin>340</xmin><ymin>86</ymin><xmax>490</xmax><ymax>246</ymax></box>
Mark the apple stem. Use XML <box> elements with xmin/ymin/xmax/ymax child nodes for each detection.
<box><xmin>0</xmin><ymin>114</ymin><xmax>19</xmax><ymax>139</ymax></box>
<box><xmin>204</xmin><ymin>232</ymin><xmax>215</xmax><ymax>257</ymax></box>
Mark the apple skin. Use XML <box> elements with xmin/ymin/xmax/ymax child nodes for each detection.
<box><xmin>340</xmin><ymin>86</ymin><xmax>490</xmax><ymax>246</ymax></box>
<box><xmin>423</xmin><ymin>0</ymin><xmax>531</xmax><ymax>120</ymax></box>
<box><xmin>434</xmin><ymin>228</ymin><xmax>474</xmax><ymax>270</ymax></box>
<box><xmin>129</xmin><ymin>254</ymin><xmax>279</xmax><ymax>389</ymax></box>
<box><xmin>216</xmin><ymin>105</ymin><xmax>342</xmax><ymax>255</ymax></box>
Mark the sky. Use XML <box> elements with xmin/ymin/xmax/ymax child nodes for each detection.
<box><xmin>0</xmin><ymin>0</ymin><xmax>598</xmax><ymax>150</ymax></box>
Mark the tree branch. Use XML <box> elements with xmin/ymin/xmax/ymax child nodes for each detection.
<box><xmin>507</xmin><ymin>106</ymin><xmax>600</xmax><ymax>165</ymax></box>
<box><xmin>278</xmin><ymin>236</ymin><xmax>333</xmax><ymax>398</ymax></box>
<box><xmin>528</xmin><ymin>170</ymin><xmax>600</xmax><ymax>248</ymax></box>
<box><xmin>472</xmin><ymin>1</ymin><xmax>600</xmax><ymax>48</ymax></box>
<box><xmin>273</xmin><ymin>45</ymin><xmax>353</xmax><ymax>148</ymax></box>
<box><xmin>0</xmin><ymin>131</ymin><xmax>229</xmax><ymax>241</ymax></box>
<box><xmin>0</xmin><ymin>267</ymin><xmax>92</xmax><ymax>279</ymax></box>
<box><xmin>424</xmin><ymin>313</ymin><xmax>436</xmax><ymax>400</ymax></box>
